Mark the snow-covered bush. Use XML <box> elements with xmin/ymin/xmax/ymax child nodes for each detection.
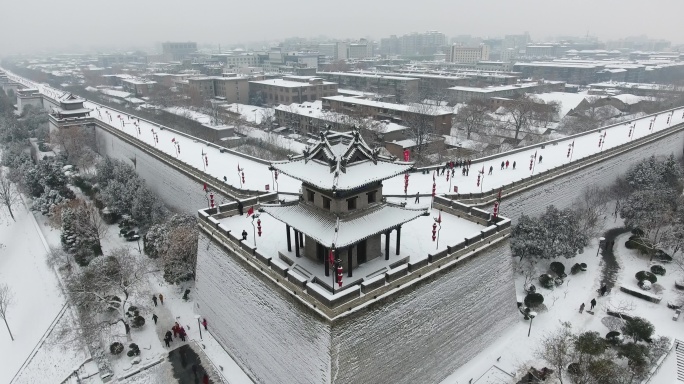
<box><xmin>109</xmin><ymin>342</ymin><xmax>124</xmax><ymax>355</ymax></box>
<box><xmin>605</xmin><ymin>331</ymin><xmax>623</xmax><ymax>344</ymax></box>
<box><xmin>538</xmin><ymin>274</ymin><xmax>554</xmax><ymax>289</ymax></box>
<box><xmin>524</xmin><ymin>292</ymin><xmax>544</xmax><ymax>308</ymax></box>
<box><xmin>621</xmin><ymin>317</ymin><xmax>655</xmax><ymax>343</ymax></box>
<box><xmin>549</xmin><ymin>261</ymin><xmax>566</xmax><ymax>277</ymax></box>
<box><xmin>635</xmin><ymin>271</ymin><xmax>657</xmax><ymax>284</ymax></box>
<box><xmin>650</xmin><ymin>265</ymin><xmax>666</xmax><ymax>276</ymax></box>
<box><xmin>639</xmin><ymin>280</ymin><xmax>652</xmax><ymax>290</ymax></box>
<box><xmin>126</xmin><ymin>343</ymin><xmax>140</xmax><ymax>357</ymax></box>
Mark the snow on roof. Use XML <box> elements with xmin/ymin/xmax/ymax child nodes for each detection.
<box><xmin>514</xmin><ymin>62</ymin><xmax>603</xmax><ymax>69</ymax></box>
<box><xmin>272</xmin><ymin>131</ymin><xmax>413</xmax><ymax>191</ymax></box>
<box><xmin>448</xmin><ymin>82</ymin><xmax>542</xmax><ymax>93</ymax></box>
<box><xmin>533</xmin><ymin>92</ymin><xmax>588</xmax><ymax>118</ymax></box>
<box><xmin>249</xmin><ymin>78</ymin><xmax>335</xmax><ymax>88</ymax></box>
<box><xmin>318</xmin><ymin>71</ymin><xmax>419</xmax><ymax>81</ymax></box>
<box><xmin>262</xmin><ymin>202</ymin><xmax>426</xmax><ymax>248</ymax></box>
<box><xmin>323</xmin><ymin>95</ymin><xmax>452</xmax><ymax>115</ymax></box>
<box><xmin>100</xmin><ymin>88</ymin><xmax>132</xmax><ymax>99</ymax></box>
<box><xmin>611</xmin><ymin>94</ymin><xmax>649</xmax><ymax>105</ymax></box>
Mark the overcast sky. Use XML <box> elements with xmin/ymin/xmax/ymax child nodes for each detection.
<box><xmin>1</xmin><ymin>0</ymin><xmax>682</xmax><ymax>54</ymax></box>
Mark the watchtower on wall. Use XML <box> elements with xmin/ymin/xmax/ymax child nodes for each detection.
<box><xmin>264</xmin><ymin>130</ymin><xmax>424</xmax><ymax>281</ymax></box>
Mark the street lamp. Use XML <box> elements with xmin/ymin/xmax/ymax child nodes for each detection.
<box><xmin>527</xmin><ymin>311</ymin><xmax>537</xmax><ymax>337</ymax></box>
<box><xmin>195</xmin><ymin>315</ymin><xmax>203</xmax><ymax>340</ymax></box>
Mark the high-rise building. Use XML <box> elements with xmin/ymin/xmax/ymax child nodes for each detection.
<box><xmin>449</xmin><ymin>44</ymin><xmax>490</xmax><ymax>63</ymax></box>
<box><xmin>161</xmin><ymin>42</ymin><xmax>198</xmax><ymax>60</ymax></box>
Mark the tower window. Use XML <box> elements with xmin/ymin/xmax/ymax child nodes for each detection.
<box><xmin>347</xmin><ymin>197</ymin><xmax>357</xmax><ymax>210</ymax></box>
<box><xmin>323</xmin><ymin>197</ymin><xmax>331</xmax><ymax>210</ymax></box>
<box><xmin>367</xmin><ymin>191</ymin><xmax>377</xmax><ymax>203</ymax></box>
<box><xmin>307</xmin><ymin>189</ymin><xmax>315</xmax><ymax>202</ymax></box>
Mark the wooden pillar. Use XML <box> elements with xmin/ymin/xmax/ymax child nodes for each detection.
<box><xmin>396</xmin><ymin>226</ymin><xmax>401</xmax><ymax>255</ymax></box>
<box><xmin>294</xmin><ymin>231</ymin><xmax>300</xmax><ymax>257</ymax></box>
<box><xmin>299</xmin><ymin>231</ymin><xmax>304</xmax><ymax>247</ymax></box>
<box><xmin>385</xmin><ymin>231</ymin><xmax>390</xmax><ymax>260</ymax></box>
<box><xmin>286</xmin><ymin>225</ymin><xmax>291</xmax><ymax>252</ymax></box>
<box><xmin>324</xmin><ymin>245</ymin><xmax>329</xmax><ymax>277</ymax></box>
<box><xmin>347</xmin><ymin>246</ymin><xmax>353</xmax><ymax>277</ymax></box>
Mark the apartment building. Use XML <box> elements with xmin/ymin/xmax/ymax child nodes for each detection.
<box><xmin>186</xmin><ymin>76</ymin><xmax>250</xmax><ymax>103</ymax></box>
<box><xmin>210</xmin><ymin>53</ymin><xmax>258</xmax><ymax>68</ymax></box>
<box><xmin>316</xmin><ymin>72</ymin><xmax>419</xmax><ymax>102</ymax></box>
<box><xmin>513</xmin><ymin>62</ymin><xmax>603</xmax><ymax>85</ymax></box>
<box><xmin>162</xmin><ymin>41</ymin><xmax>198</xmax><ymax>60</ymax></box>
<box><xmin>249</xmin><ymin>77</ymin><xmax>338</xmax><ymax>105</ymax></box>
<box><xmin>322</xmin><ymin>95</ymin><xmax>453</xmax><ymax>135</ymax></box>
<box><xmin>449</xmin><ymin>44</ymin><xmax>490</xmax><ymax>63</ymax></box>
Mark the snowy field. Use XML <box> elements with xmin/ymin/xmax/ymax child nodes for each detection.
<box><xmin>0</xmin><ymin>201</ymin><xmax>66</xmax><ymax>384</ymax></box>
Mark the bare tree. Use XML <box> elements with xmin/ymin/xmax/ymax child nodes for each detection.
<box><xmin>259</xmin><ymin>108</ymin><xmax>276</xmax><ymax>130</ymax></box>
<box><xmin>162</xmin><ymin>226</ymin><xmax>199</xmax><ymax>283</ymax></box>
<box><xmin>573</xmin><ymin>185</ymin><xmax>611</xmax><ymax>237</ymax></box>
<box><xmin>0</xmin><ymin>283</ymin><xmax>14</xmax><ymax>341</ymax></box>
<box><xmin>405</xmin><ymin>102</ymin><xmax>440</xmax><ymax>159</ymax></box>
<box><xmin>65</xmin><ymin>247</ymin><xmax>154</xmax><ymax>338</ymax></box>
<box><xmin>502</xmin><ymin>95</ymin><xmax>543</xmax><ymax>140</ymax></box>
<box><xmin>0</xmin><ymin>170</ymin><xmax>21</xmax><ymax>221</ymax></box>
<box><xmin>50</xmin><ymin>125</ymin><xmax>96</xmax><ymax>168</ymax></box>
<box><xmin>453</xmin><ymin>99</ymin><xmax>490</xmax><ymax>139</ymax></box>
<box><xmin>535</xmin><ymin>323</ymin><xmax>574</xmax><ymax>384</ymax></box>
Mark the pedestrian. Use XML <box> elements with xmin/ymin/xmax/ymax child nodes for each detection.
<box><xmin>159</xmin><ymin>293</ymin><xmax>164</xmax><ymax>305</ymax></box>
<box><xmin>488</xmin><ymin>166</ymin><xmax>493</xmax><ymax>175</ymax></box>
<box><xmin>505</xmin><ymin>160</ymin><xmax>509</xmax><ymax>169</ymax></box>
<box><xmin>203</xmin><ymin>374</ymin><xmax>209</xmax><ymax>384</ymax></box>
<box><xmin>173</xmin><ymin>322</ymin><xmax>180</xmax><ymax>337</ymax></box>
<box><xmin>414</xmin><ymin>192</ymin><xmax>420</xmax><ymax>203</ymax></box>
<box><xmin>152</xmin><ymin>295</ymin><xmax>158</xmax><ymax>306</ymax></box>
<box><xmin>466</xmin><ymin>167</ymin><xmax>469</xmax><ymax>176</ymax></box>
<box><xmin>600</xmin><ymin>285</ymin><xmax>607</xmax><ymax>296</ymax></box>
<box><xmin>441</xmin><ymin>166</ymin><xmax>446</xmax><ymax>175</ymax></box>
<box><xmin>513</xmin><ymin>161</ymin><xmax>516</xmax><ymax>170</ymax></box>
<box><xmin>462</xmin><ymin>167</ymin><xmax>466</xmax><ymax>176</ymax></box>
<box><xmin>241</xmin><ymin>230</ymin><xmax>248</xmax><ymax>241</ymax></box>
<box><xmin>538</xmin><ymin>155</ymin><xmax>543</xmax><ymax>164</ymax></box>
<box><xmin>590</xmin><ymin>298</ymin><xmax>596</xmax><ymax>310</ymax></box>
<box><xmin>468</xmin><ymin>159</ymin><xmax>472</xmax><ymax>168</ymax></box>
<box><xmin>451</xmin><ymin>168</ymin><xmax>455</xmax><ymax>177</ymax></box>
<box><xmin>500</xmin><ymin>161</ymin><xmax>505</xmax><ymax>170</ymax></box>
<box><xmin>164</xmin><ymin>335</ymin><xmax>171</xmax><ymax>348</ymax></box>
<box><xmin>179</xmin><ymin>327</ymin><xmax>187</xmax><ymax>342</ymax></box>
<box><xmin>152</xmin><ymin>313</ymin><xmax>158</xmax><ymax>325</ymax></box>
<box><xmin>202</xmin><ymin>318</ymin><xmax>208</xmax><ymax>330</ymax></box>
<box><xmin>579</xmin><ymin>303</ymin><xmax>585</xmax><ymax>313</ymax></box>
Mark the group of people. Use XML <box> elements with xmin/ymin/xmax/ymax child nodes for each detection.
<box><xmin>161</xmin><ymin>319</ymin><xmax>209</xmax><ymax>347</ymax></box>
<box><xmin>579</xmin><ymin>285</ymin><xmax>609</xmax><ymax>314</ymax></box>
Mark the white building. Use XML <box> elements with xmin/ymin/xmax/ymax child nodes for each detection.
<box><xmin>449</xmin><ymin>44</ymin><xmax>490</xmax><ymax>63</ymax></box>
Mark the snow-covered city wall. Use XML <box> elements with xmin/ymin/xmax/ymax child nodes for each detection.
<box><xmin>94</xmin><ymin>127</ymin><xmax>211</xmax><ymax>214</ymax></box>
<box><xmin>330</xmin><ymin>239</ymin><xmax>516</xmax><ymax>384</ymax></box>
<box><xmin>491</xmin><ymin>128</ymin><xmax>684</xmax><ymax>221</ymax></box>
<box><xmin>195</xmin><ymin>233</ymin><xmax>331</xmax><ymax>384</ymax></box>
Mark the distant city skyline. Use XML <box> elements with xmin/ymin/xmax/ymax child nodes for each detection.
<box><xmin>1</xmin><ymin>0</ymin><xmax>682</xmax><ymax>54</ymax></box>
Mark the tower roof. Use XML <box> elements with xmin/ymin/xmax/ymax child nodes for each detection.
<box><xmin>262</xmin><ymin>201</ymin><xmax>427</xmax><ymax>249</ymax></box>
<box><xmin>271</xmin><ymin>130</ymin><xmax>413</xmax><ymax>192</ymax></box>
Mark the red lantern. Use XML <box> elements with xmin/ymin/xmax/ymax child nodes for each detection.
<box><xmin>177</xmin><ymin>145</ymin><xmax>181</xmax><ymax>154</ymax></box>
<box><xmin>454</xmin><ymin>186</ymin><xmax>458</xmax><ymax>193</ymax></box>
<box><xmin>446</xmin><ymin>172</ymin><xmax>449</xmax><ymax>181</ymax></box>
<box><xmin>209</xmin><ymin>192</ymin><xmax>215</xmax><ymax>208</ymax></box>
<box><xmin>257</xmin><ymin>219</ymin><xmax>262</xmax><ymax>237</ymax></box>
<box><xmin>274</xmin><ymin>170</ymin><xmax>278</xmax><ymax>180</ymax></box>
<box><xmin>241</xmin><ymin>171</ymin><xmax>245</xmax><ymax>184</ymax></box>
<box><xmin>476</xmin><ymin>174</ymin><xmax>480</xmax><ymax>187</ymax></box>
<box><xmin>432</xmin><ymin>222</ymin><xmax>437</xmax><ymax>242</ymax></box>
<box><xmin>567</xmin><ymin>147</ymin><xmax>571</xmax><ymax>157</ymax></box>
<box><xmin>432</xmin><ymin>182</ymin><xmax>436</xmax><ymax>197</ymax></box>
<box><xmin>336</xmin><ymin>265</ymin><xmax>343</xmax><ymax>287</ymax></box>
<box><xmin>205</xmin><ymin>156</ymin><xmax>209</xmax><ymax>166</ymax></box>
<box><xmin>529</xmin><ymin>159</ymin><xmax>533</xmax><ymax>170</ymax></box>
<box><xmin>493</xmin><ymin>202</ymin><xmax>499</xmax><ymax>219</ymax></box>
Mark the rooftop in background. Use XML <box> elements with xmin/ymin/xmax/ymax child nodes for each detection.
<box><xmin>317</xmin><ymin>71</ymin><xmax>420</xmax><ymax>81</ymax></box>
<box><xmin>322</xmin><ymin>95</ymin><xmax>453</xmax><ymax>115</ymax></box>
<box><xmin>448</xmin><ymin>82</ymin><xmax>559</xmax><ymax>93</ymax></box>
<box><xmin>249</xmin><ymin>78</ymin><xmax>336</xmax><ymax>88</ymax></box>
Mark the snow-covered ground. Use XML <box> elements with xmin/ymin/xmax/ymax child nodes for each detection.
<box><xmin>443</xmin><ymin>212</ymin><xmax>681</xmax><ymax>383</ymax></box>
<box><xmin>0</xmin><ymin>200</ymin><xmax>69</xmax><ymax>383</ymax></box>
